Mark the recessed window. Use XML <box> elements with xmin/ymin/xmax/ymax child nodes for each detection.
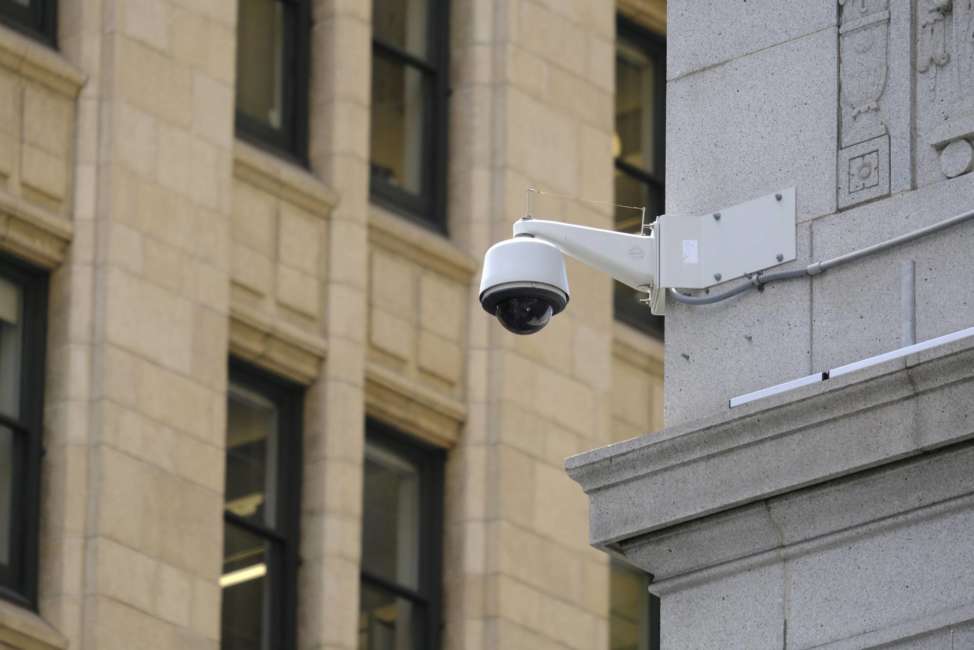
<box><xmin>370</xmin><ymin>0</ymin><xmax>450</xmax><ymax>230</ymax></box>
<box><xmin>221</xmin><ymin>361</ymin><xmax>303</xmax><ymax>650</ymax></box>
<box><xmin>0</xmin><ymin>257</ymin><xmax>47</xmax><ymax>609</ymax></box>
<box><xmin>235</xmin><ymin>0</ymin><xmax>310</xmax><ymax>161</ymax></box>
<box><xmin>614</xmin><ymin>16</ymin><xmax>665</xmax><ymax>338</ymax></box>
<box><xmin>610</xmin><ymin>562</ymin><xmax>660</xmax><ymax>650</ymax></box>
<box><xmin>0</xmin><ymin>0</ymin><xmax>56</xmax><ymax>46</ymax></box>
<box><xmin>359</xmin><ymin>421</ymin><xmax>444</xmax><ymax>650</ymax></box>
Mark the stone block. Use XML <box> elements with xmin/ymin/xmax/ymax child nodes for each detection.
<box><xmin>370</xmin><ymin>249</ymin><xmax>414</xmax><ymax>315</ymax></box>
<box><xmin>667</xmin><ymin>0</ymin><xmax>836</xmax><ymax>79</ymax></box>
<box><xmin>85</xmin><ymin>597</ymin><xmax>179</xmax><ymax>650</ymax></box>
<box><xmin>104</xmin><ymin>268</ymin><xmax>194</xmax><ymax>375</ymax></box>
<box><xmin>535</xmin><ymin>367</ymin><xmax>595</xmax><ymax>436</ymax></box>
<box><xmin>192</xmin><ymin>72</ymin><xmax>233</xmax><ymax>148</ymax></box>
<box><xmin>0</xmin><ymin>132</ymin><xmax>15</xmax><ymax>180</ymax></box>
<box><xmin>505</xmin><ymin>88</ymin><xmax>578</xmax><ymax>193</ymax></box>
<box><xmin>277</xmin><ymin>265</ymin><xmax>320</xmax><ymax>318</ymax></box>
<box><xmin>137</xmin><ymin>362</ymin><xmax>215</xmax><ymax>444</ymax></box>
<box><xmin>155</xmin><ymin>563</ymin><xmax>192</xmax><ymax>627</ymax></box>
<box><xmin>115</xmin><ymin>101</ymin><xmax>157</xmax><ymax>177</ymax></box>
<box><xmin>23</xmin><ymin>84</ymin><xmax>72</xmax><ymax>157</ymax></box>
<box><xmin>666</xmin><ymin>28</ymin><xmax>837</xmax><ymax>224</ymax></box>
<box><xmin>232</xmin><ymin>180</ymin><xmax>277</xmax><ymax>256</ymax></box>
<box><xmin>490</xmin><ymin>445</ymin><xmax>535</xmax><ymax>528</ymax></box>
<box><xmin>662</xmin><ymin>562</ymin><xmax>785</xmax><ymax>650</ymax></box>
<box><xmin>92</xmin><ymin>537</ymin><xmax>156</xmax><ymax>614</ymax></box>
<box><xmin>142</xmin><ymin>238</ymin><xmax>184</xmax><ymax>293</ymax></box>
<box><xmin>231</xmin><ymin>242</ymin><xmax>273</xmax><ymax>296</ymax></box>
<box><xmin>278</xmin><ymin>203</ymin><xmax>322</xmax><ymax>276</ymax></box>
<box><xmin>787</xmin><ymin>506</ymin><xmax>974</xmax><ymax>648</ymax></box>
<box><xmin>0</xmin><ymin>69</ymin><xmax>17</xmax><ymax>135</ymax></box>
<box><xmin>369</xmin><ymin>309</ymin><xmax>414</xmax><ymax>361</ymax></box>
<box><xmin>518</xmin><ymin>1</ymin><xmax>586</xmax><ymax>77</ymax></box>
<box><xmin>533</xmin><ymin>460</ymin><xmax>589</xmax><ymax>551</ymax></box>
<box><xmin>417</xmin><ymin>330</ymin><xmax>462</xmax><ymax>384</ymax></box>
<box><xmin>418</xmin><ymin>273</ymin><xmax>464</xmax><ymax>341</ymax></box>
<box><xmin>21</xmin><ymin>145</ymin><xmax>66</xmax><ymax>200</ymax></box>
<box><xmin>117</xmin><ymin>37</ymin><xmax>193</xmax><ymax>127</ymax></box>
<box><xmin>122</xmin><ymin>0</ymin><xmax>170</xmax><ymax>51</ymax></box>
<box><xmin>190</xmin><ymin>577</ymin><xmax>220</xmax><ymax>640</ymax></box>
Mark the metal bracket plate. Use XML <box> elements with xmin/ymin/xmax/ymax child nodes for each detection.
<box><xmin>657</xmin><ymin>188</ymin><xmax>796</xmax><ymax>289</ymax></box>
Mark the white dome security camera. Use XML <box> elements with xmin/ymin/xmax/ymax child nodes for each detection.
<box><xmin>479</xmin><ymin>237</ymin><xmax>569</xmax><ymax>334</ymax></box>
<box><xmin>478</xmin><ymin>188</ymin><xmax>797</xmax><ymax>335</ymax></box>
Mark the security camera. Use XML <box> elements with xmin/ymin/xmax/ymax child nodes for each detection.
<box><xmin>479</xmin><ymin>188</ymin><xmax>797</xmax><ymax>334</ymax></box>
<box><xmin>479</xmin><ymin>237</ymin><xmax>569</xmax><ymax>334</ymax></box>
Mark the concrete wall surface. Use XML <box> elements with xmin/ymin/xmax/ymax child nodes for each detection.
<box><xmin>569</xmin><ymin>1</ymin><xmax>974</xmax><ymax>649</ymax></box>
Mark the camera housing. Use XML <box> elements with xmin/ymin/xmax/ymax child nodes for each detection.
<box><xmin>479</xmin><ymin>237</ymin><xmax>569</xmax><ymax>335</ymax></box>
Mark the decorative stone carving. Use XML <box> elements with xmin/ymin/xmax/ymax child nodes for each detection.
<box><xmin>917</xmin><ymin>0</ymin><xmax>974</xmax><ymax>182</ymax></box>
<box><xmin>838</xmin><ymin>0</ymin><xmax>892</xmax><ymax>208</ymax></box>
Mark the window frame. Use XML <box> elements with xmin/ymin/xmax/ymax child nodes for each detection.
<box><xmin>234</xmin><ymin>0</ymin><xmax>312</xmax><ymax>165</ymax></box>
<box><xmin>614</xmin><ymin>14</ymin><xmax>666</xmax><ymax>339</ymax></box>
<box><xmin>0</xmin><ymin>254</ymin><xmax>48</xmax><ymax>610</ymax></box>
<box><xmin>369</xmin><ymin>0</ymin><xmax>451</xmax><ymax>233</ymax></box>
<box><xmin>359</xmin><ymin>418</ymin><xmax>445</xmax><ymax>650</ymax></box>
<box><xmin>222</xmin><ymin>358</ymin><xmax>304</xmax><ymax>650</ymax></box>
<box><xmin>0</xmin><ymin>0</ymin><xmax>57</xmax><ymax>48</ymax></box>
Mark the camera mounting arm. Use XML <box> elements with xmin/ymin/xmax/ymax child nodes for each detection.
<box><xmin>512</xmin><ymin>218</ymin><xmax>660</xmax><ymax>293</ymax></box>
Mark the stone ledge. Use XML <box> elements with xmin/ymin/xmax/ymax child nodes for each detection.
<box><xmin>567</xmin><ymin>333</ymin><xmax>974</xmax><ymax>547</ymax></box>
<box><xmin>0</xmin><ymin>25</ymin><xmax>85</xmax><ymax>97</ymax></box>
<box><xmin>0</xmin><ymin>599</ymin><xmax>67</xmax><ymax>650</ymax></box>
<box><xmin>365</xmin><ymin>362</ymin><xmax>466</xmax><ymax>449</ymax></box>
<box><xmin>233</xmin><ymin>140</ymin><xmax>338</xmax><ymax>218</ymax></box>
<box><xmin>368</xmin><ymin>205</ymin><xmax>478</xmax><ymax>283</ymax></box>
<box><xmin>0</xmin><ymin>188</ymin><xmax>72</xmax><ymax>268</ymax></box>
<box><xmin>229</xmin><ymin>306</ymin><xmax>327</xmax><ymax>385</ymax></box>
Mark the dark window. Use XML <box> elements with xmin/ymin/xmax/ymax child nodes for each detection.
<box><xmin>0</xmin><ymin>256</ymin><xmax>47</xmax><ymax>609</ymax></box>
<box><xmin>359</xmin><ymin>420</ymin><xmax>444</xmax><ymax>650</ymax></box>
<box><xmin>369</xmin><ymin>0</ymin><xmax>450</xmax><ymax>231</ymax></box>
<box><xmin>235</xmin><ymin>0</ymin><xmax>310</xmax><ymax>162</ymax></box>
<box><xmin>610</xmin><ymin>562</ymin><xmax>660</xmax><ymax>650</ymax></box>
<box><xmin>0</xmin><ymin>0</ymin><xmax>56</xmax><ymax>46</ymax></box>
<box><xmin>614</xmin><ymin>16</ymin><xmax>665</xmax><ymax>338</ymax></box>
<box><xmin>221</xmin><ymin>360</ymin><xmax>303</xmax><ymax>650</ymax></box>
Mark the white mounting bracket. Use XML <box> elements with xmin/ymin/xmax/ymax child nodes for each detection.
<box><xmin>656</xmin><ymin>187</ymin><xmax>797</xmax><ymax>290</ymax></box>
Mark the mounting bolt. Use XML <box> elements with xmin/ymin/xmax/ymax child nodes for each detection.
<box><xmin>714</xmin><ymin>273</ymin><xmax>722</xmax><ymax>282</ymax></box>
<box><xmin>775</xmin><ymin>192</ymin><xmax>783</xmax><ymax>201</ymax></box>
<box><xmin>713</xmin><ymin>212</ymin><xmax>721</xmax><ymax>221</ymax></box>
<box><xmin>776</xmin><ymin>253</ymin><xmax>784</xmax><ymax>262</ymax></box>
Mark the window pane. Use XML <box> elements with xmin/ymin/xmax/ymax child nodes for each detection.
<box><xmin>236</xmin><ymin>0</ymin><xmax>286</xmax><ymax>130</ymax></box>
<box><xmin>358</xmin><ymin>583</ymin><xmax>423</xmax><ymax>650</ymax></box>
<box><xmin>362</xmin><ymin>442</ymin><xmax>421</xmax><ymax>589</ymax></box>
<box><xmin>373</xmin><ymin>0</ymin><xmax>429</xmax><ymax>59</ymax></box>
<box><xmin>0</xmin><ymin>276</ymin><xmax>22</xmax><ymax>420</ymax></box>
<box><xmin>226</xmin><ymin>385</ymin><xmax>279</xmax><ymax>528</ymax></box>
<box><xmin>615</xmin><ymin>40</ymin><xmax>657</xmax><ymax>175</ymax></box>
<box><xmin>370</xmin><ymin>56</ymin><xmax>428</xmax><ymax>196</ymax></box>
<box><xmin>0</xmin><ymin>427</ymin><xmax>13</xmax><ymax>566</ymax></box>
<box><xmin>221</xmin><ymin>524</ymin><xmax>272</xmax><ymax>650</ymax></box>
<box><xmin>610</xmin><ymin>563</ymin><xmax>651</xmax><ymax>650</ymax></box>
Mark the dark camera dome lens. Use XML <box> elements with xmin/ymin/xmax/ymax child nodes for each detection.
<box><xmin>495</xmin><ymin>297</ymin><xmax>553</xmax><ymax>335</ymax></box>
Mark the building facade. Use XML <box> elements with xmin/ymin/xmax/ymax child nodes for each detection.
<box><xmin>569</xmin><ymin>2</ymin><xmax>974</xmax><ymax>649</ymax></box>
<box><xmin>0</xmin><ymin>1</ymin><xmax>665</xmax><ymax>650</ymax></box>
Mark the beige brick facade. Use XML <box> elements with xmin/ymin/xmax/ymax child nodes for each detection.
<box><xmin>0</xmin><ymin>0</ymin><xmax>665</xmax><ymax>649</ymax></box>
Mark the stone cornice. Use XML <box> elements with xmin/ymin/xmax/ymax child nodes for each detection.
<box><xmin>367</xmin><ymin>205</ymin><xmax>478</xmax><ymax>283</ymax></box>
<box><xmin>0</xmin><ymin>24</ymin><xmax>85</xmax><ymax>97</ymax></box>
<box><xmin>233</xmin><ymin>140</ymin><xmax>338</xmax><ymax>218</ymax></box>
<box><xmin>0</xmin><ymin>188</ymin><xmax>72</xmax><ymax>268</ymax></box>
<box><xmin>567</xmin><ymin>334</ymin><xmax>974</xmax><ymax>548</ymax></box>
<box><xmin>365</xmin><ymin>361</ymin><xmax>466</xmax><ymax>449</ymax></box>
<box><xmin>0</xmin><ymin>597</ymin><xmax>67</xmax><ymax>650</ymax></box>
<box><xmin>229</xmin><ymin>305</ymin><xmax>327</xmax><ymax>385</ymax></box>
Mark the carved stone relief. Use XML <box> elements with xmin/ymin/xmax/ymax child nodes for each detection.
<box><xmin>917</xmin><ymin>0</ymin><xmax>974</xmax><ymax>182</ymax></box>
<box><xmin>838</xmin><ymin>0</ymin><xmax>893</xmax><ymax>208</ymax></box>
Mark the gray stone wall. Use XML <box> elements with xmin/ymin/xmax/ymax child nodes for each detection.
<box><xmin>569</xmin><ymin>2</ymin><xmax>974</xmax><ymax>649</ymax></box>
